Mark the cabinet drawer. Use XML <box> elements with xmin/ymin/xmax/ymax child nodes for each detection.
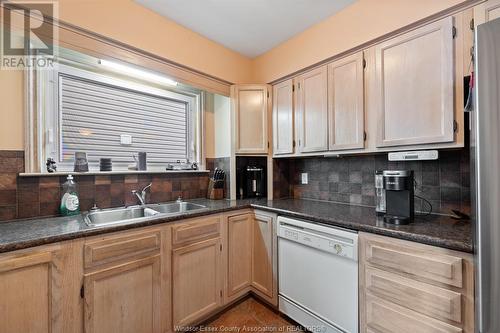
<box><xmin>172</xmin><ymin>216</ymin><xmax>221</xmax><ymax>247</ymax></box>
<box><xmin>366</xmin><ymin>268</ymin><xmax>462</xmax><ymax>324</ymax></box>
<box><xmin>84</xmin><ymin>230</ymin><xmax>161</xmax><ymax>269</ymax></box>
<box><xmin>364</xmin><ymin>237</ymin><xmax>463</xmax><ymax>288</ymax></box>
<box><xmin>366</xmin><ymin>295</ymin><xmax>462</xmax><ymax>333</ymax></box>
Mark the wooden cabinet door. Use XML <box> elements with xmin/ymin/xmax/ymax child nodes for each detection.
<box><xmin>84</xmin><ymin>255</ymin><xmax>162</xmax><ymax>333</ymax></box>
<box><xmin>251</xmin><ymin>213</ymin><xmax>275</xmax><ymax>303</ymax></box>
<box><xmin>328</xmin><ymin>52</ymin><xmax>365</xmax><ymax>151</ymax></box>
<box><xmin>0</xmin><ymin>248</ymin><xmax>64</xmax><ymax>333</ymax></box>
<box><xmin>374</xmin><ymin>17</ymin><xmax>455</xmax><ymax>147</ymax></box>
<box><xmin>272</xmin><ymin>79</ymin><xmax>294</xmax><ymax>155</ymax></box>
<box><xmin>232</xmin><ymin>84</ymin><xmax>269</xmax><ymax>154</ymax></box>
<box><xmin>172</xmin><ymin>238</ymin><xmax>223</xmax><ymax>328</ymax></box>
<box><xmin>226</xmin><ymin>213</ymin><xmax>252</xmax><ymax>298</ymax></box>
<box><xmin>296</xmin><ymin>66</ymin><xmax>329</xmax><ymax>153</ymax></box>
<box><xmin>474</xmin><ymin>0</ymin><xmax>500</xmax><ymax>25</ymax></box>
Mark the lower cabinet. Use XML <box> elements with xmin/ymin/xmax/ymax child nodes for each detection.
<box><xmin>226</xmin><ymin>210</ymin><xmax>278</xmax><ymax>306</ymax></box>
<box><xmin>359</xmin><ymin>232</ymin><xmax>474</xmax><ymax>333</ymax></box>
<box><xmin>251</xmin><ymin>211</ymin><xmax>277</xmax><ymax>304</ymax></box>
<box><xmin>0</xmin><ymin>245</ymin><xmax>64</xmax><ymax>333</ymax></box>
<box><xmin>82</xmin><ymin>229</ymin><xmax>164</xmax><ymax>333</ymax></box>
<box><xmin>172</xmin><ymin>238</ymin><xmax>223</xmax><ymax>328</ymax></box>
<box><xmin>0</xmin><ymin>241</ymin><xmax>82</xmax><ymax>333</ymax></box>
<box><xmin>171</xmin><ymin>215</ymin><xmax>224</xmax><ymax>330</ymax></box>
<box><xmin>226</xmin><ymin>213</ymin><xmax>253</xmax><ymax>299</ymax></box>
<box><xmin>83</xmin><ymin>255</ymin><xmax>162</xmax><ymax>333</ymax></box>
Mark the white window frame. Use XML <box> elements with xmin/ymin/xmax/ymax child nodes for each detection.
<box><xmin>35</xmin><ymin>59</ymin><xmax>202</xmax><ymax>172</ymax></box>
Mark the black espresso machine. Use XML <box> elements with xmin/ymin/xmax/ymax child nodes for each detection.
<box><xmin>381</xmin><ymin>170</ymin><xmax>414</xmax><ymax>224</ymax></box>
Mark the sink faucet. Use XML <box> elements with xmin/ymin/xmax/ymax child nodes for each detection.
<box><xmin>176</xmin><ymin>195</ymin><xmax>183</xmax><ymax>203</ymax></box>
<box><xmin>132</xmin><ymin>183</ymin><xmax>152</xmax><ymax>205</ymax></box>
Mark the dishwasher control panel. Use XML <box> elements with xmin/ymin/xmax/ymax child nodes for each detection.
<box><xmin>277</xmin><ymin>216</ymin><xmax>358</xmax><ymax>261</ymax></box>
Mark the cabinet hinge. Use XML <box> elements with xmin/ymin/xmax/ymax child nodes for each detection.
<box><xmin>470</xmin><ymin>18</ymin><xmax>475</xmax><ymax>31</ymax></box>
<box><xmin>220</xmin><ymin>290</ymin><xmax>223</xmax><ymax>298</ymax></box>
<box><xmin>267</xmin><ymin>141</ymin><xmax>270</xmax><ymax>149</ymax></box>
<box><xmin>293</xmin><ymin>140</ymin><xmax>296</xmax><ymax>148</ymax></box>
<box><xmin>80</xmin><ymin>285</ymin><xmax>85</xmax><ymax>299</ymax></box>
<box><xmin>292</xmin><ymin>84</ymin><xmax>295</xmax><ymax>92</ymax></box>
<box><xmin>297</xmin><ymin>82</ymin><xmax>301</xmax><ymax>90</ymax></box>
<box><xmin>453</xmin><ymin>120</ymin><xmax>458</xmax><ymax>133</ymax></box>
<box><xmin>267</xmin><ymin>91</ymin><xmax>270</xmax><ymax>98</ymax></box>
<box><xmin>219</xmin><ymin>244</ymin><xmax>222</xmax><ymax>252</ymax></box>
<box><xmin>363</xmin><ymin>58</ymin><xmax>367</xmax><ymax>69</ymax></box>
<box><xmin>363</xmin><ymin>131</ymin><xmax>367</xmax><ymax>141</ymax></box>
<box><xmin>452</xmin><ymin>26</ymin><xmax>457</xmax><ymax>39</ymax></box>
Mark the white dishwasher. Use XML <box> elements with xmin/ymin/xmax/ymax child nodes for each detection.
<box><xmin>278</xmin><ymin>216</ymin><xmax>358</xmax><ymax>333</ymax></box>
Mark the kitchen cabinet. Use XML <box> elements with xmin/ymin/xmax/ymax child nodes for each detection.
<box><xmin>232</xmin><ymin>84</ymin><xmax>270</xmax><ymax>154</ymax></box>
<box><xmin>295</xmin><ymin>66</ymin><xmax>329</xmax><ymax>153</ymax></box>
<box><xmin>84</xmin><ymin>255</ymin><xmax>162</xmax><ymax>333</ymax></box>
<box><xmin>328</xmin><ymin>52</ymin><xmax>365</xmax><ymax>151</ymax></box>
<box><xmin>251</xmin><ymin>211</ymin><xmax>277</xmax><ymax>306</ymax></box>
<box><xmin>374</xmin><ymin>17</ymin><xmax>455</xmax><ymax>147</ymax></box>
<box><xmin>0</xmin><ymin>242</ymin><xmax>82</xmax><ymax>333</ymax></box>
<box><xmin>83</xmin><ymin>230</ymin><xmax>164</xmax><ymax>333</ymax></box>
<box><xmin>226</xmin><ymin>212</ymin><xmax>253</xmax><ymax>299</ymax></box>
<box><xmin>359</xmin><ymin>232</ymin><xmax>474</xmax><ymax>333</ymax></box>
<box><xmin>474</xmin><ymin>0</ymin><xmax>500</xmax><ymax>25</ymax></box>
<box><xmin>171</xmin><ymin>216</ymin><xmax>223</xmax><ymax>328</ymax></box>
<box><xmin>172</xmin><ymin>238</ymin><xmax>223</xmax><ymax>328</ymax></box>
<box><xmin>225</xmin><ymin>211</ymin><xmax>278</xmax><ymax>306</ymax></box>
<box><xmin>272</xmin><ymin>79</ymin><xmax>294</xmax><ymax>155</ymax></box>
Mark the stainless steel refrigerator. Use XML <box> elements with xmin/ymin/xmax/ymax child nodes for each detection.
<box><xmin>474</xmin><ymin>16</ymin><xmax>500</xmax><ymax>333</ymax></box>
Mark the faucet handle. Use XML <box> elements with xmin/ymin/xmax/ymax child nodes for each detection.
<box><xmin>142</xmin><ymin>183</ymin><xmax>152</xmax><ymax>192</ymax></box>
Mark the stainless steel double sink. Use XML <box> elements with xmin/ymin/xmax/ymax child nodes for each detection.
<box><xmin>84</xmin><ymin>202</ymin><xmax>207</xmax><ymax>227</ymax></box>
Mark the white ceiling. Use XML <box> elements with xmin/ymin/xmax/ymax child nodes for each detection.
<box><xmin>135</xmin><ymin>0</ymin><xmax>356</xmax><ymax>58</ymax></box>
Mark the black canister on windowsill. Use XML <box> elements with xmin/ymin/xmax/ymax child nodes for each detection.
<box><xmin>99</xmin><ymin>158</ymin><xmax>112</xmax><ymax>171</ymax></box>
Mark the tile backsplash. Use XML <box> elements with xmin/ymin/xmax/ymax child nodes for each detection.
<box><xmin>274</xmin><ymin>149</ymin><xmax>471</xmax><ymax>215</ymax></box>
<box><xmin>0</xmin><ymin>151</ymin><xmax>209</xmax><ymax>222</ymax></box>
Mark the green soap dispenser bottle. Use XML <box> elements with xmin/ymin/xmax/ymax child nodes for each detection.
<box><xmin>60</xmin><ymin>175</ymin><xmax>80</xmax><ymax>216</ymax></box>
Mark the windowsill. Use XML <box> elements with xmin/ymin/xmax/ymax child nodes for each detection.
<box><xmin>19</xmin><ymin>169</ymin><xmax>210</xmax><ymax>177</ymax></box>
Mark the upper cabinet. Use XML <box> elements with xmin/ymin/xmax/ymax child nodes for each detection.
<box><xmin>271</xmin><ymin>12</ymin><xmax>469</xmax><ymax>157</ymax></box>
<box><xmin>232</xmin><ymin>84</ymin><xmax>270</xmax><ymax>154</ymax></box>
<box><xmin>328</xmin><ymin>52</ymin><xmax>365</xmax><ymax>151</ymax></box>
<box><xmin>374</xmin><ymin>17</ymin><xmax>455</xmax><ymax>147</ymax></box>
<box><xmin>272</xmin><ymin>79</ymin><xmax>294</xmax><ymax>155</ymax></box>
<box><xmin>475</xmin><ymin>0</ymin><xmax>500</xmax><ymax>25</ymax></box>
<box><xmin>295</xmin><ymin>66</ymin><xmax>329</xmax><ymax>153</ymax></box>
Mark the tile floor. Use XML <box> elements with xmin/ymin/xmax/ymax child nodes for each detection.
<box><xmin>201</xmin><ymin>297</ymin><xmax>301</xmax><ymax>333</ymax></box>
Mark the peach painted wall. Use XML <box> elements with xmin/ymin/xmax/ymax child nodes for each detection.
<box><xmin>57</xmin><ymin>0</ymin><xmax>253</xmax><ymax>84</ymax></box>
<box><xmin>251</xmin><ymin>0</ymin><xmax>469</xmax><ymax>83</ymax></box>
<box><xmin>0</xmin><ymin>70</ymin><xmax>24</xmax><ymax>150</ymax></box>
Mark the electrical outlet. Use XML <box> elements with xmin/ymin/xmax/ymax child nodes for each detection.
<box><xmin>301</xmin><ymin>173</ymin><xmax>308</xmax><ymax>185</ymax></box>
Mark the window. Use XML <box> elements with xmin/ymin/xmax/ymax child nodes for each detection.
<box><xmin>37</xmin><ymin>59</ymin><xmax>201</xmax><ymax>172</ymax></box>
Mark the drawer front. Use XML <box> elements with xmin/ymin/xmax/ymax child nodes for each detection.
<box><xmin>366</xmin><ymin>268</ymin><xmax>462</xmax><ymax>324</ymax></box>
<box><xmin>84</xmin><ymin>230</ymin><xmax>161</xmax><ymax>269</ymax></box>
<box><xmin>366</xmin><ymin>295</ymin><xmax>462</xmax><ymax>333</ymax></box>
<box><xmin>172</xmin><ymin>216</ymin><xmax>221</xmax><ymax>247</ymax></box>
<box><xmin>365</xmin><ymin>238</ymin><xmax>463</xmax><ymax>288</ymax></box>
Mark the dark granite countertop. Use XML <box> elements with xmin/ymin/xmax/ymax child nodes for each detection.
<box><xmin>0</xmin><ymin>198</ymin><xmax>473</xmax><ymax>254</ymax></box>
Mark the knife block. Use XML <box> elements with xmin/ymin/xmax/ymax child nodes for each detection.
<box><xmin>207</xmin><ymin>179</ymin><xmax>224</xmax><ymax>200</ymax></box>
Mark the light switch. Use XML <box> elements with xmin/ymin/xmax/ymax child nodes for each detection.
<box><xmin>120</xmin><ymin>134</ymin><xmax>132</xmax><ymax>145</ymax></box>
<box><xmin>301</xmin><ymin>173</ymin><xmax>308</xmax><ymax>185</ymax></box>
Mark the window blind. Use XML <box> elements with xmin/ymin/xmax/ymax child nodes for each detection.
<box><xmin>59</xmin><ymin>74</ymin><xmax>189</xmax><ymax>164</ymax></box>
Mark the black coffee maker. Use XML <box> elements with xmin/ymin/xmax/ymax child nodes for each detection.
<box><xmin>245</xmin><ymin>166</ymin><xmax>266</xmax><ymax>198</ymax></box>
<box><xmin>382</xmin><ymin>170</ymin><xmax>414</xmax><ymax>224</ymax></box>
